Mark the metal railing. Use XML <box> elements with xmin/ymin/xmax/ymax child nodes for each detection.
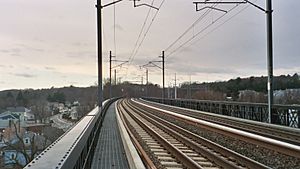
<box><xmin>24</xmin><ymin>98</ymin><xmax>119</xmax><ymax>169</ymax></box>
<box><xmin>143</xmin><ymin>97</ymin><xmax>300</xmax><ymax>128</ymax></box>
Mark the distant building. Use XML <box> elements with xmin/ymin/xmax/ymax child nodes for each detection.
<box><xmin>70</xmin><ymin>107</ymin><xmax>78</xmax><ymax>120</ymax></box>
<box><xmin>2</xmin><ymin>150</ymin><xmax>29</xmax><ymax>167</ymax></box>
<box><xmin>0</xmin><ymin>130</ymin><xmax>51</xmax><ymax>168</ymax></box>
<box><xmin>65</xmin><ymin>101</ymin><xmax>71</xmax><ymax>108</ymax></box>
<box><xmin>73</xmin><ymin>101</ymin><xmax>80</xmax><ymax>106</ymax></box>
<box><xmin>274</xmin><ymin>88</ymin><xmax>300</xmax><ymax>105</ymax></box>
<box><xmin>58</xmin><ymin>103</ymin><xmax>65</xmax><ymax>112</ymax></box>
<box><xmin>0</xmin><ymin>107</ymin><xmax>35</xmax><ymax>129</ymax></box>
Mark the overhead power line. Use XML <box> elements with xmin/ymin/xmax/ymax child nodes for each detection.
<box><xmin>184</xmin><ymin>1</ymin><xmax>256</xmax><ymax>51</ymax></box>
<box><xmin>168</xmin><ymin>1</ymin><xmax>256</xmax><ymax>58</ymax></box>
<box><xmin>129</xmin><ymin>0</ymin><xmax>155</xmax><ymax>62</ymax></box>
<box><xmin>113</xmin><ymin>0</ymin><xmax>117</xmax><ymax>56</ymax></box>
<box><xmin>164</xmin><ymin>1</ymin><xmax>221</xmax><ymax>52</ymax></box>
<box><xmin>125</xmin><ymin>0</ymin><xmax>166</xmax><ymax>78</ymax></box>
<box><xmin>166</xmin><ymin>3</ymin><xmax>241</xmax><ymax>58</ymax></box>
<box><xmin>129</xmin><ymin>0</ymin><xmax>166</xmax><ymax>63</ymax></box>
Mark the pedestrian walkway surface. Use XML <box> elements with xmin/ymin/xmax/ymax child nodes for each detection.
<box><xmin>91</xmin><ymin>102</ymin><xmax>130</xmax><ymax>169</ymax></box>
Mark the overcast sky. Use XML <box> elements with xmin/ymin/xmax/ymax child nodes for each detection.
<box><xmin>0</xmin><ymin>0</ymin><xmax>300</xmax><ymax>90</ymax></box>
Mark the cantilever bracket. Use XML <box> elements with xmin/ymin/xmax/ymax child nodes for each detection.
<box><xmin>193</xmin><ymin>0</ymin><xmax>267</xmax><ymax>13</ymax></box>
<box><xmin>196</xmin><ymin>6</ymin><xmax>227</xmax><ymax>13</ymax></box>
<box><xmin>111</xmin><ymin>60</ymin><xmax>128</xmax><ymax>69</ymax></box>
<box><xmin>148</xmin><ymin>61</ymin><xmax>162</xmax><ymax>69</ymax></box>
<box><xmin>140</xmin><ymin>62</ymin><xmax>151</xmax><ymax>69</ymax></box>
<box><xmin>132</xmin><ymin>0</ymin><xmax>159</xmax><ymax>10</ymax></box>
<box><xmin>97</xmin><ymin>0</ymin><xmax>124</xmax><ymax>9</ymax></box>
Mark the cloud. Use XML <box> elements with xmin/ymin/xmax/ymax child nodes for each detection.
<box><xmin>66</xmin><ymin>51</ymin><xmax>95</xmax><ymax>58</ymax></box>
<box><xmin>0</xmin><ymin>49</ymin><xmax>10</xmax><ymax>53</ymax></box>
<box><xmin>45</xmin><ymin>66</ymin><xmax>56</xmax><ymax>70</ymax></box>
<box><xmin>16</xmin><ymin>44</ymin><xmax>44</xmax><ymax>52</ymax></box>
<box><xmin>167</xmin><ymin>61</ymin><xmax>237</xmax><ymax>75</ymax></box>
<box><xmin>33</xmin><ymin>38</ymin><xmax>45</xmax><ymax>43</ymax></box>
<box><xmin>115</xmin><ymin>24</ymin><xmax>124</xmax><ymax>31</ymax></box>
<box><xmin>0</xmin><ymin>48</ymin><xmax>21</xmax><ymax>56</ymax></box>
<box><xmin>11</xmin><ymin>48</ymin><xmax>21</xmax><ymax>53</ymax></box>
<box><xmin>69</xmin><ymin>81</ymin><xmax>79</xmax><ymax>85</ymax></box>
<box><xmin>13</xmin><ymin>73</ymin><xmax>37</xmax><ymax>78</ymax></box>
<box><xmin>71</xmin><ymin>42</ymin><xmax>89</xmax><ymax>47</ymax></box>
<box><xmin>0</xmin><ymin>65</ymin><xmax>14</xmax><ymax>69</ymax></box>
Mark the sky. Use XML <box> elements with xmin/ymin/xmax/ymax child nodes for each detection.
<box><xmin>0</xmin><ymin>0</ymin><xmax>300</xmax><ymax>90</ymax></box>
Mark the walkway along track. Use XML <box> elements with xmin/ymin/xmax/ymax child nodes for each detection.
<box><xmin>139</xmin><ymin>99</ymin><xmax>300</xmax><ymax>146</ymax></box>
<box><xmin>117</xmin><ymin>99</ymin><xmax>269</xmax><ymax>169</ymax></box>
<box><xmin>134</xmin><ymin>99</ymin><xmax>300</xmax><ymax>159</ymax></box>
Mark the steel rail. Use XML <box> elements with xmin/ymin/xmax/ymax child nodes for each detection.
<box><xmin>116</xmin><ymin>101</ymin><xmax>157</xmax><ymax>169</ymax></box>
<box><xmin>126</xmin><ymin>99</ymin><xmax>269</xmax><ymax>169</ymax></box>
<box><xmin>141</xmin><ymin>98</ymin><xmax>300</xmax><ymax>133</ymax></box>
<box><xmin>134</xmin><ymin>99</ymin><xmax>300</xmax><ymax>158</ymax></box>
<box><xmin>140</xmin><ymin>99</ymin><xmax>300</xmax><ymax>145</ymax></box>
<box><xmin>119</xmin><ymin>100</ymin><xmax>204</xmax><ymax>169</ymax></box>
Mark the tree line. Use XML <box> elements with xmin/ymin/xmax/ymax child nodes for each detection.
<box><xmin>1</xmin><ymin>74</ymin><xmax>300</xmax><ymax>111</ymax></box>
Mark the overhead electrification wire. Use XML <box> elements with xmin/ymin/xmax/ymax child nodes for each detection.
<box><xmin>125</xmin><ymin>0</ymin><xmax>165</xmax><ymax>78</ymax></box>
<box><xmin>164</xmin><ymin>1</ymin><xmax>221</xmax><ymax>52</ymax></box>
<box><xmin>185</xmin><ymin>1</ymin><xmax>256</xmax><ymax>51</ymax></box>
<box><xmin>124</xmin><ymin>0</ymin><xmax>156</xmax><ymax>78</ymax></box>
<box><xmin>113</xmin><ymin>0</ymin><xmax>117</xmax><ymax>56</ymax></box>
<box><xmin>140</xmin><ymin>1</ymin><xmax>219</xmax><ymax>82</ymax></box>
<box><xmin>140</xmin><ymin>0</ymin><xmax>220</xmax><ymax>74</ymax></box>
<box><xmin>130</xmin><ymin>0</ymin><xmax>166</xmax><ymax>63</ymax></box>
<box><xmin>166</xmin><ymin>3</ymin><xmax>241</xmax><ymax>58</ymax></box>
<box><xmin>129</xmin><ymin>0</ymin><xmax>155</xmax><ymax>62</ymax></box>
<box><xmin>102</xmin><ymin>12</ymin><xmax>109</xmax><ymax>60</ymax></box>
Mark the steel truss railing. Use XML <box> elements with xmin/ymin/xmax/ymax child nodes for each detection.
<box><xmin>143</xmin><ymin>97</ymin><xmax>300</xmax><ymax>128</ymax></box>
<box><xmin>24</xmin><ymin>98</ymin><xmax>119</xmax><ymax>169</ymax></box>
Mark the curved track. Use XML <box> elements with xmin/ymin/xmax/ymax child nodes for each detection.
<box><xmin>117</xmin><ymin>99</ymin><xmax>269</xmax><ymax>169</ymax></box>
<box><xmin>139</xmin><ymin>99</ymin><xmax>300</xmax><ymax>146</ymax></box>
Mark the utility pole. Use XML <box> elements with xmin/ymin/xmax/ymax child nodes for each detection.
<box><xmin>96</xmin><ymin>0</ymin><xmax>156</xmax><ymax>107</ymax></box>
<box><xmin>167</xmin><ymin>85</ymin><xmax>170</xmax><ymax>99</ymax></box>
<box><xmin>174</xmin><ymin>73</ymin><xmax>177</xmax><ymax>99</ymax></box>
<box><xmin>189</xmin><ymin>75</ymin><xmax>191</xmax><ymax>99</ymax></box>
<box><xmin>140</xmin><ymin>65</ymin><xmax>149</xmax><ymax>97</ymax></box>
<box><xmin>266</xmin><ymin>0</ymin><xmax>273</xmax><ymax>123</ymax></box>
<box><xmin>114</xmin><ymin>69</ymin><xmax>117</xmax><ymax>85</ymax></box>
<box><xmin>109</xmin><ymin>51</ymin><xmax>114</xmax><ymax>99</ymax></box>
<box><xmin>96</xmin><ymin>0</ymin><xmax>124</xmax><ymax>108</ymax></box>
<box><xmin>193</xmin><ymin>0</ymin><xmax>274</xmax><ymax>123</ymax></box>
<box><xmin>143</xmin><ymin>51</ymin><xmax>165</xmax><ymax>100</ymax></box>
<box><xmin>159</xmin><ymin>51</ymin><xmax>165</xmax><ymax>102</ymax></box>
<box><xmin>141</xmin><ymin>76</ymin><xmax>143</xmax><ymax>85</ymax></box>
<box><xmin>112</xmin><ymin>59</ymin><xmax>128</xmax><ymax>97</ymax></box>
<box><xmin>141</xmin><ymin>76</ymin><xmax>144</xmax><ymax>97</ymax></box>
<box><xmin>96</xmin><ymin>0</ymin><xmax>102</xmax><ymax>108</ymax></box>
<box><xmin>146</xmin><ymin>69</ymin><xmax>148</xmax><ymax>97</ymax></box>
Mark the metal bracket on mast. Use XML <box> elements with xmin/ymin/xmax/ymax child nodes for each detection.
<box><xmin>131</xmin><ymin>0</ymin><xmax>159</xmax><ymax>10</ymax></box>
<box><xmin>193</xmin><ymin>0</ymin><xmax>266</xmax><ymax>13</ymax></box>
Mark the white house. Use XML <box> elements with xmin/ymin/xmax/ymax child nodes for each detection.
<box><xmin>0</xmin><ymin>131</ymin><xmax>50</xmax><ymax>168</ymax></box>
<box><xmin>70</xmin><ymin>107</ymin><xmax>78</xmax><ymax>120</ymax></box>
<box><xmin>0</xmin><ymin>107</ymin><xmax>35</xmax><ymax>129</ymax></box>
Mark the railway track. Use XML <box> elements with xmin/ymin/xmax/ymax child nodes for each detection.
<box><xmin>138</xmin><ymin>98</ymin><xmax>300</xmax><ymax>146</ymax></box>
<box><xmin>117</xmin><ymin>99</ymin><xmax>268</xmax><ymax>169</ymax></box>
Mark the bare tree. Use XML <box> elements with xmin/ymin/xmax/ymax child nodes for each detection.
<box><xmin>30</xmin><ymin>100</ymin><xmax>51</xmax><ymax>123</ymax></box>
<box><xmin>1</xmin><ymin>122</ymin><xmax>51</xmax><ymax>168</ymax></box>
<box><xmin>238</xmin><ymin>90</ymin><xmax>266</xmax><ymax>103</ymax></box>
<box><xmin>192</xmin><ymin>90</ymin><xmax>226</xmax><ymax>101</ymax></box>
